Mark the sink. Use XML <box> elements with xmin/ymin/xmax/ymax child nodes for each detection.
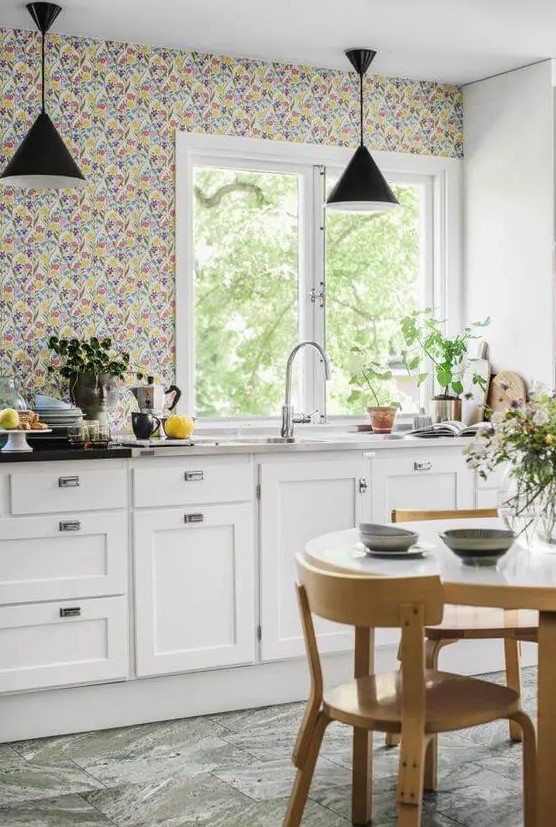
<box><xmin>195</xmin><ymin>436</ymin><xmax>330</xmax><ymax>445</ymax></box>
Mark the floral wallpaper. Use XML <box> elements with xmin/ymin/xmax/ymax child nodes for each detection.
<box><xmin>0</xmin><ymin>26</ymin><xmax>463</xmax><ymax>426</ymax></box>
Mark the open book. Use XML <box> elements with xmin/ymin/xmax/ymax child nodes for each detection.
<box><xmin>407</xmin><ymin>420</ymin><xmax>493</xmax><ymax>438</ymax></box>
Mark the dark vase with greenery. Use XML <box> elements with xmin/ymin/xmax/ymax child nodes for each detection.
<box><xmin>48</xmin><ymin>336</ymin><xmax>130</xmax><ymax>422</ymax></box>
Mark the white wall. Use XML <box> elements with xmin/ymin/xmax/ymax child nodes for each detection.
<box><xmin>463</xmin><ymin>60</ymin><xmax>556</xmax><ymax>388</ymax></box>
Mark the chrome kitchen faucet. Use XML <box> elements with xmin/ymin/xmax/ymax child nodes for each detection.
<box><xmin>280</xmin><ymin>341</ymin><xmax>331</xmax><ymax>439</ymax></box>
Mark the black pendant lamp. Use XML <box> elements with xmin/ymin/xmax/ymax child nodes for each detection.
<box><xmin>326</xmin><ymin>48</ymin><xmax>398</xmax><ymax>212</ymax></box>
<box><xmin>0</xmin><ymin>2</ymin><xmax>85</xmax><ymax>189</ymax></box>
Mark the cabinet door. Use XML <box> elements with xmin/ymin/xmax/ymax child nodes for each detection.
<box><xmin>259</xmin><ymin>458</ymin><xmax>371</xmax><ymax>661</ymax></box>
<box><xmin>370</xmin><ymin>452</ymin><xmax>475</xmax><ymax>523</ymax></box>
<box><xmin>0</xmin><ymin>512</ymin><xmax>127</xmax><ymax>604</ymax></box>
<box><xmin>134</xmin><ymin>504</ymin><xmax>255</xmax><ymax>676</ymax></box>
<box><xmin>0</xmin><ymin>596</ymin><xmax>128</xmax><ymax>693</ymax></box>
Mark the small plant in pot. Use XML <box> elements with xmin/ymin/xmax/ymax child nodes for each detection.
<box><xmin>47</xmin><ymin>336</ymin><xmax>130</xmax><ymax>422</ymax></box>
<box><xmin>348</xmin><ymin>351</ymin><xmax>401</xmax><ymax>434</ymax></box>
<box><xmin>399</xmin><ymin>310</ymin><xmax>489</xmax><ymax>423</ymax></box>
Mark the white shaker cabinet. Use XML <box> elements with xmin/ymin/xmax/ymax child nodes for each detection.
<box><xmin>259</xmin><ymin>456</ymin><xmax>371</xmax><ymax>661</ymax></box>
<box><xmin>133</xmin><ymin>503</ymin><xmax>255</xmax><ymax>676</ymax></box>
<box><xmin>370</xmin><ymin>449</ymin><xmax>475</xmax><ymax>522</ymax></box>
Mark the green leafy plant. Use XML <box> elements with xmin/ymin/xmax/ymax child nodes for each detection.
<box><xmin>400</xmin><ymin>310</ymin><xmax>490</xmax><ymax>399</ymax></box>
<box><xmin>466</xmin><ymin>392</ymin><xmax>556</xmax><ymax>540</ymax></box>
<box><xmin>47</xmin><ymin>336</ymin><xmax>130</xmax><ymax>382</ymax></box>
<box><xmin>348</xmin><ymin>349</ymin><xmax>401</xmax><ymax>409</ymax></box>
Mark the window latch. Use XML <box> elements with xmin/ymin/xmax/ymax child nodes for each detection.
<box><xmin>308</xmin><ymin>284</ymin><xmax>325</xmax><ymax>307</ymax></box>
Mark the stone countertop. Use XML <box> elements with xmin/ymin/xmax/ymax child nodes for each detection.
<box><xmin>0</xmin><ymin>435</ymin><xmax>474</xmax><ymax>463</ymax></box>
<box><xmin>124</xmin><ymin>434</ymin><xmax>474</xmax><ymax>457</ymax></box>
<box><xmin>0</xmin><ymin>447</ymin><xmax>133</xmax><ymax>463</ymax></box>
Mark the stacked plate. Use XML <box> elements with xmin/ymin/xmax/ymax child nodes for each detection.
<box><xmin>34</xmin><ymin>404</ymin><xmax>83</xmax><ymax>434</ymax></box>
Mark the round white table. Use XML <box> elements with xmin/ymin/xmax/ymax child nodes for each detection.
<box><xmin>304</xmin><ymin>517</ymin><xmax>556</xmax><ymax>827</ymax></box>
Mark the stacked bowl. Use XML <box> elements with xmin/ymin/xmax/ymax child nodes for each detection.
<box><xmin>33</xmin><ymin>403</ymin><xmax>83</xmax><ymax>438</ymax></box>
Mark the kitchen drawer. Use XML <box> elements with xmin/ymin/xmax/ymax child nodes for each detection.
<box><xmin>133</xmin><ymin>462</ymin><xmax>253</xmax><ymax>508</ymax></box>
<box><xmin>0</xmin><ymin>512</ymin><xmax>127</xmax><ymax>604</ymax></box>
<box><xmin>9</xmin><ymin>468</ymin><xmax>127</xmax><ymax>515</ymax></box>
<box><xmin>0</xmin><ymin>596</ymin><xmax>128</xmax><ymax>693</ymax></box>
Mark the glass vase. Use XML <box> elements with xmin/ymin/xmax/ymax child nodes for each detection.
<box><xmin>498</xmin><ymin>466</ymin><xmax>556</xmax><ymax>550</ymax></box>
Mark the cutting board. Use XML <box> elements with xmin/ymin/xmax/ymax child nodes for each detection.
<box><xmin>487</xmin><ymin>370</ymin><xmax>527</xmax><ymax>414</ymax></box>
<box><xmin>462</xmin><ymin>342</ymin><xmax>491</xmax><ymax>426</ymax></box>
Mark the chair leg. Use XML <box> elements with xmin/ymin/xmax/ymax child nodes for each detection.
<box><xmin>504</xmin><ymin>639</ymin><xmax>523</xmax><ymax>742</ymax></box>
<box><xmin>385</xmin><ymin>641</ymin><xmax>403</xmax><ymax>748</ymax></box>
<box><xmin>352</xmin><ymin>727</ymin><xmax>373</xmax><ymax>825</ymax></box>
<box><xmin>292</xmin><ymin>698</ymin><xmax>320</xmax><ymax>768</ymax></box>
<box><xmin>397</xmin><ymin>733</ymin><xmax>428</xmax><ymax>827</ymax></box>
<box><xmin>283</xmin><ymin>712</ymin><xmax>329</xmax><ymax>827</ymax></box>
<box><xmin>423</xmin><ymin>639</ymin><xmax>447</xmax><ymax>792</ymax></box>
<box><xmin>509</xmin><ymin>710</ymin><xmax>537</xmax><ymax>827</ymax></box>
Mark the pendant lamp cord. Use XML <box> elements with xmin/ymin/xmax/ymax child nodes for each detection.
<box><xmin>41</xmin><ymin>27</ymin><xmax>46</xmax><ymax>112</ymax></box>
<box><xmin>359</xmin><ymin>70</ymin><xmax>364</xmax><ymax>147</ymax></box>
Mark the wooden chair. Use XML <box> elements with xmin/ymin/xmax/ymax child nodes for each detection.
<box><xmin>385</xmin><ymin>508</ymin><xmax>539</xmax><ymax>773</ymax></box>
<box><xmin>284</xmin><ymin>556</ymin><xmax>536</xmax><ymax>827</ymax></box>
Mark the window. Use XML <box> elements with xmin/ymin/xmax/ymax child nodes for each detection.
<box><xmin>193</xmin><ymin>166</ymin><xmax>300</xmax><ymax>417</ymax></box>
<box><xmin>176</xmin><ymin>135</ymin><xmax>460</xmax><ymax>421</ymax></box>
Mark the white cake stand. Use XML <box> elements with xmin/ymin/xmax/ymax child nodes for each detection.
<box><xmin>0</xmin><ymin>429</ymin><xmax>52</xmax><ymax>453</ymax></box>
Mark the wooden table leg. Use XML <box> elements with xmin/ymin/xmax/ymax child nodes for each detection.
<box><xmin>352</xmin><ymin>626</ymin><xmax>374</xmax><ymax>826</ymax></box>
<box><xmin>537</xmin><ymin>611</ymin><xmax>556</xmax><ymax>827</ymax></box>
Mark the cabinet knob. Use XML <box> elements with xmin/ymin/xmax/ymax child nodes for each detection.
<box><xmin>358</xmin><ymin>477</ymin><xmax>369</xmax><ymax>494</ymax></box>
<box><xmin>184</xmin><ymin>471</ymin><xmax>204</xmax><ymax>482</ymax></box>
<box><xmin>414</xmin><ymin>461</ymin><xmax>432</xmax><ymax>471</ymax></box>
<box><xmin>59</xmin><ymin>520</ymin><xmax>81</xmax><ymax>532</ymax></box>
<box><xmin>59</xmin><ymin>607</ymin><xmax>81</xmax><ymax>618</ymax></box>
<box><xmin>58</xmin><ymin>475</ymin><xmax>80</xmax><ymax>488</ymax></box>
<box><xmin>184</xmin><ymin>513</ymin><xmax>204</xmax><ymax>523</ymax></box>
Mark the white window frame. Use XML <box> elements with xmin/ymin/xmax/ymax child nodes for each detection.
<box><xmin>175</xmin><ymin>131</ymin><xmax>462</xmax><ymax>425</ymax></box>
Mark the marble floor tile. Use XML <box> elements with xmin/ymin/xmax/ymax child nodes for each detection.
<box><xmin>12</xmin><ymin>716</ymin><xmax>224</xmax><ymax>765</ymax></box>
<box><xmin>212</xmin><ymin>753</ymin><xmax>350</xmax><ymax>801</ymax></box>
<box><xmin>85</xmin><ymin>771</ymin><xmax>352</xmax><ymax>826</ymax></box>
<box><xmin>0</xmin><ymin>750</ymin><xmax>102</xmax><ymax>806</ymax></box>
<box><xmin>73</xmin><ymin>735</ymin><xmax>256</xmax><ymax>788</ymax></box>
<box><xmin>0</xmin><ymin>794</ymin><xmax>115</xmax><ymax>826</ymax></box>
<box><xmin>211</xmin><ymin>701</ymin><xmax>304</xmax><ymax>736</ymax></box>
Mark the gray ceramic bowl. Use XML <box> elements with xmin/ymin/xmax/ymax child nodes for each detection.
<box><xmin>439</xmin><ymin>528</ymin><xmax>515</xmax><ymax>566</ymax></box>
<box><xmin>359</xmin><ymin>523</ymin><xmax>419</xmax><ymax>552</ymax></box>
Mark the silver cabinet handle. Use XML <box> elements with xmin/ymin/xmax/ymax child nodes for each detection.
<box><xmin>59</xmin><ymin>520</ymin><xmax>81</xmax><ymax>532</ymax></box>
<box><xmin>58</xmin><ymin>475</ymin><xmax>80</xmax><ymax>488</ymax></box>
<box><xmin>184</xmin><ymin>471</ymin><xmax>204</xmax><ymax>482</ymax></box>
<box><xmin>59</xmin><ymin>607</ymin><xmax>81</xmax><ymax>618</ymax></box>
<box><xmin>184</xmin><ymin>513</ymin><xmax>204</xmax><ymax>523</ymax></box>
<box><xmin>414</xmin><ymin>461</ymin><xmax>432</xmax><ymax>471</ymax></box>
<box><xmin>358</xmin><ymin>477</ymin><xmax>369</xmax><ymax>494</ymax></box>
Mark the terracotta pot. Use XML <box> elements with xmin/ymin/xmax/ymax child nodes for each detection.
<box><xmin>367</xmin><ymin>406</ymin><xmax>397</xmax><ymax>434</ymax></box>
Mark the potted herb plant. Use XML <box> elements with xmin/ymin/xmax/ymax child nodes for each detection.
<box><xmin>48</xmin><ymin>336</ymin><xmax>130</xmax><ymax>422</ymax></box>
<box><xmin>400</xmin><ymin>310</ymin><xmax>489</xmax><ymax>423</ymax></box>
<box><xmin>348</xmin><ymin>351</ymin><xmax>401</xmax><ymax>433</ymax></box>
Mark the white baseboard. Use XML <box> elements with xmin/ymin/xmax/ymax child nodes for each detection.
<box><xmin>0</xmin><ymin>640</ymin><xmax>538</xmax><ymax>744</ymax></box>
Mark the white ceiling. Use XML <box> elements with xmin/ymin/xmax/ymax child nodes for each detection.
<box><xmin>0</xmin><ymin>0</ymin><xmax>554</xmax><ymax>85</ymax></box>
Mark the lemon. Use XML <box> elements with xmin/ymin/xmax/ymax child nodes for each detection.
<box><xmin>0</xmin><ymin>408</ymin><xmax>20</xmax><ymax>430</ymax></box>
<box><xmin>164</xmin><ymin>414</ymin><xmax>195</xmax><ymax>439</ymax></box>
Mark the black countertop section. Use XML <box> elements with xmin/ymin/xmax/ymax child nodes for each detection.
<box><xmin>0</xmin><ymin>447</ymin><xmax>133</xmax><ymax>463</ymax></box>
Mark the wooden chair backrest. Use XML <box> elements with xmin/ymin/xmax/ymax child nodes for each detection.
<box><xmin>295</xmin><ymin>556</ymin><xmax>443</xmax><ymax>740</ymax></box>
<box><xmin>391</xmin><ymin>507</ymin><xmax>498</xmax><ymax>523</ymax></box>
<box><xmin>295</xmin><ymin>555</ymin><xmax>443</xmax><ymax>629</ymax></box>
